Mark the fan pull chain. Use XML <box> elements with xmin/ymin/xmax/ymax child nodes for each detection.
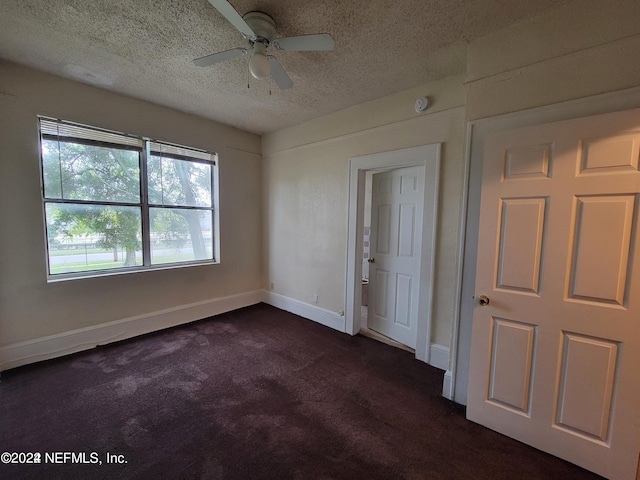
<box><xmin>246</xmin><ymin>51</ymin><xmax>251</xmax><ymax>89</ymax></box>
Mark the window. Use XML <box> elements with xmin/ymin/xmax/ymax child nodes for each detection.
<box><xmin>39</xmin><ymin>117</ymin><xmax>218</xmax><ymax>279</ymax></box>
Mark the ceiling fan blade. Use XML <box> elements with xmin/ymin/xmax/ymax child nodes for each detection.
<box><xmin>267</xmin><ymin>56</ymin><xmax>293</xmax><ymax>89</ymax></box>
<box><xmin>207</xmin><ymin>0</ymin><xmax>256</xmax><ymax>39</ymax></box>
<box><xmin>272</xmin><ymin>34</ymin><xmax>335</xmax><ymax>52</ymax></box>
<box><xmin>193</xmin><ymin>48</ymin><xmax>247</xmax><ymax>67</ymax></box>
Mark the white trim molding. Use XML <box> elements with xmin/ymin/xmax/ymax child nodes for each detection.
<box><xmin>429</xmin><ymin>344</ymin><xmax>450</xmax><ymax>372</ymax></box>
<box><xmin>263</xmin><ymin>290</ymin><xmax>448</xmax><ymax>371</ymax></box>
<box><xmin>442</xmin><ymin>370</ymin><xmax>454</xmax><ymax>400</ymax></box>
<box><xmin>2</xmin><ymin>287</ymin><xmax>446</xmax><ymax>377</ymax></box>
<box><xmin>262</xmin><ymin>290</ymin><xmax>346</xmax><ymax>332</ymax></box>
<box><xmin>0</xmin><ymin>290</ymin><xmax>263</xmax><ymax>372</ymax></box>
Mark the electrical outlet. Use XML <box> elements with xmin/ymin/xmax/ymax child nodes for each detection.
<box><xmin>270</xmin><ymin>282</ymin><xmax>274</xmax><ymax>290</ymax></box>
<box><xmin>313</xmin><ymin>294</ymin><xmax>319</xmax><ymax>304</ymax></box>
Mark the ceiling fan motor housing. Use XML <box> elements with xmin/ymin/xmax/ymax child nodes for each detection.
<box><xmin>242</xmin><ymin>12</ymin><xmax>277</xmax><ymax>44</ymax></box>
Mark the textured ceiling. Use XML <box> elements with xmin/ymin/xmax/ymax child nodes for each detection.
<box><xmin>0</xmin><ymin>0</ymin><xmax>573</xmax><ymax>134</ymax></box>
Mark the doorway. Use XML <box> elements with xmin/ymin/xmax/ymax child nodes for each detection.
<box><xmin>358</xmin><ymin>170</ymin><xmax>413</xmax><ymax>352</ymax></box>
<box><xmin>345</xmin><ymin>144</ymin><xmax>440</xmax><ymax>364</ymax></box>
<box><xmin>364</xmin><ymin>166</ymin><xmax>425</xmax><ymax>349</ymax></box>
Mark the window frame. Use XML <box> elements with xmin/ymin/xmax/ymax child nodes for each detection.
<box><xmin>39</xmin><ymin>116</ymin><xmax>220</xmax><ymax>282</ymax></box>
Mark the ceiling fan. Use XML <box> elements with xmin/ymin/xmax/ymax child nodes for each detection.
<box><xmin>193</xmin><ymin>0</ymin><xmax>335</xmax><ymax>89</ymax></box>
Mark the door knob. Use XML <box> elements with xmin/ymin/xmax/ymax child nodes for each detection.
<box><xmin>368</xmin><ymin>258</ymin><xmax>375</xmax><ymax>263</ymax></box>
<box><xmin>477</xmin><ymin>295</ymin><xmax>490</xmax><ymax>306</ymax></box>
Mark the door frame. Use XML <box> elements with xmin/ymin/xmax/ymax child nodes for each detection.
<box><xmin>452</xmin><ymin>85</ymin><xmax>640</xmax><ymax>405</ymax></box>
<box><xmin>345</xmin><ymin>144</ymin><xmax>440</xmax><ymax>363</ymax></box>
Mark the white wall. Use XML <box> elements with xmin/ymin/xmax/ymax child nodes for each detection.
<box><xmin>262</xmin><ymin>76</ymin><xmax>467</xmax><ymax>352</ymax></box>
<box><xmin>0</xmin><ymin>61</ymin><xmax>262</xmax><ymax>367</ymax></box>
<box><xmin>465</xmin><ymin>0</ymin><xmax>640</xmax><ymax>121</ymax></box>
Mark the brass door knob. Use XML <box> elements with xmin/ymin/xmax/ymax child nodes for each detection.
<box><xmin>368</xmin><ymin>258</ymin><xmax>375</xmax><ymax>263</ymax></box>
<box><xmin>477</xmin><ymin>295</ymin><xmax>490</xmax><ymax>306</ymax></box>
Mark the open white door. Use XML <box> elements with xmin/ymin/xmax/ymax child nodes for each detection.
<box><xmin>368</xmin><ymin>166</ymin><xmax>425</xmax><ymax>349</ymax></box>
<box><xmin>467</xmin><ymin>108</ymin><xmax>640</xmax><ymax>479</ymax></box>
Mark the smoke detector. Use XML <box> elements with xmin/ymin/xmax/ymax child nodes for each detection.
<box><xmin>414</xmin><ymin>96</ymin><xmax>430</xmax><ymax>113</ymax></box>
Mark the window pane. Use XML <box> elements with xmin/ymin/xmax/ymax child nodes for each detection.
<box><xmin>148</xmin><ymin>156</ymin><xmax>211</xmax><ymax>207</ymax></box>
<box><xmin>42</xmin><ymin>139</ymin><xmax>63</xmax><ymax>198</ymax></box>
<box><xmin>150</xmin><ymin>208</ymin><xmax>213</xmax><ymax>264</ymax></box>
<box><xmin>42</xmin><ymin>141</ymin><xmax>140</xmax><ymax>203</ymax></box>
<box><xmin>45</xmin><ymin>203</ymin><xmax>142</xmax><ymax>275</ymax></box>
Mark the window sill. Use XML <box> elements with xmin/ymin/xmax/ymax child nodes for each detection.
<box><xmin>46</xmin><ymin>259</ymin><xmax>220</xmax><ymax>283</ymax></box>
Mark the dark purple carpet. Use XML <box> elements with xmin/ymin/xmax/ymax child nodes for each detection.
<box><xmin>0</xmin><ymin>303</ymin><xmax>601</xmax><ymax>479</ymax></box>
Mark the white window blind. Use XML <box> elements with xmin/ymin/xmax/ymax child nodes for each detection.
<box><xmin>39</xmin><ymin>118</ymin><xmax>143</xmax><ymax>148</ymax></box>
<box><xmin>149</xmin><ymin>141</ymin><xmax>214</xmax><ymax>163</ymax></box>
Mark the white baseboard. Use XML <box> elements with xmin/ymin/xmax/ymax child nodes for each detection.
<box><xmin>262</xmin><ymin>290</ymin><xmax>346</xmax><ymax>332</ymax></box>
<box><xmin>442</xmin><ymin>370</ymin><xmax>454</xmax><ymax>400</ymax></box>
<box><xmin>429</xmin><ymin>343</ymin><xmax>449</xmax><ymax>371</ymax></box>
<box><xmin>0</xmin><ymin>290</ymin><xmax>263</xmax><ymax>372</ymax></box>
<box><xmin>263</xmin><ymin>290</ymin><xmax>449</xmax><ymax>372</ymax></box>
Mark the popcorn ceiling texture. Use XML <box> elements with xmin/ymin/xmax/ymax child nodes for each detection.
<box><xmin>0</xmin><ymin>0</ymin><xmax>572</xmax><ymax>134</ymax></box>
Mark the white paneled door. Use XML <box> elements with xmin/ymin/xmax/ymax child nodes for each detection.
<box><xmin>467</xmin><ymin>108</ymin><xmax>640</xmax><ymax>480</ymax></box>
<box><xmin>368</xmin><ymin>166</ymin><xmax>425</xmax><ymax>349</ymax></box>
